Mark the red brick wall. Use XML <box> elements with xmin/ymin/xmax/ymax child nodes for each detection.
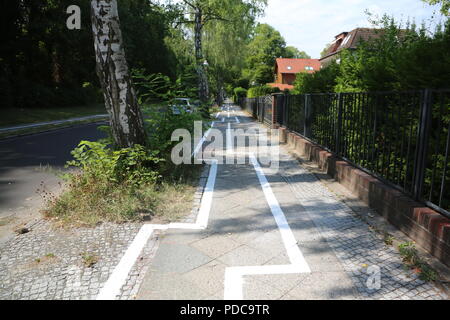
<box><xmin>275</xmin><ymin>72</ymin><xmax>297</xmax><ymax>86</ymax></box>
<box><xmin>282</xmin><ymin>74</ymin><xmax>296</xmax><ymax>85</ymax></box>
<box><xmin>282</xmin><ymin>129</ymin><xmax>450</xmax><ymax>267</ymax></box>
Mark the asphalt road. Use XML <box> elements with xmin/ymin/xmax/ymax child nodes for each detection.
<box><xmin>0</xmin><ymin>123</ymin><xmax>107</xmax><ymax>217</ymax></box>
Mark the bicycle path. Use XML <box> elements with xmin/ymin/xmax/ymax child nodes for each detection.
<box><xmin>135</xmin><ymin>105</ymin><xmax>447</xmax><ymax>300</ymax></box>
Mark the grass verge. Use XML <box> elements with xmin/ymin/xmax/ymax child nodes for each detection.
<box><xmin>0</xmin><ymin>118</ymin><xmax>108</xmax><ymax>140</ymax></box>
<box><xmin>1</xmin><ymin>104</ymin><xmax>106</xmax><ymax>128</ymax></box>
<box><xmin>42</xmin><ymin>164</ymin><xmax>203</xmax><ymax>227</ymax></box>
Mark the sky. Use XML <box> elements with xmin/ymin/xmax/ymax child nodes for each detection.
<box><xmin>259</xmin><ymin>0</ymin><xmax>446</xmax><ymax>58</ymax></box>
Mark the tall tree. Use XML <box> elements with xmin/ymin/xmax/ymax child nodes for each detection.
<box><xmin>285</xmin><ymin>46</ymin><xmax>311</xmax><ymax>59</ymax></box>
<box><xmin>203</xmin><ymin>0</ymin><xmax>265</xmax><ymax>105</ymax></box>
<box><xmin>90</xmin><ymin>0</ymin><xmax>146</xmax><ymax>148</ymax></box>
<box><xmin>243</xmin><ymin>23</ymin><xmax>288</xmax><ymax>85</ymax></box>
<box><xmin>422</xmin><ymin>0</ymin><xmax>450</xmax><ymax>15</ymax></box>
<box><xmin>174</xmin><ymin>0</ymin><xmax>266</xmax><ymax>105</ymax></box>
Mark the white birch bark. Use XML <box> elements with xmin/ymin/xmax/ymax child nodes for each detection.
<box><xmin>194</xmin><ymin>6</ymin><xmax>209</xmax><ymax>104</ymax></box>
<box><xmin>90</xmin><ymin>0</ymin><xmax>146</xmax><ymax>148</ymax></box>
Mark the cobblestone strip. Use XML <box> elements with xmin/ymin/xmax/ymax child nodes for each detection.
<box><xmin>277</xmin><ymin>151</ymin><xmax>448</xmax><ymax>300</ymax></box>
<box><xmin>0</xmin><ymin>165</ymin><xmax>209</xmax><ymax>300</ymax></box>
<box><xmin>0</xmin><ymin>221</ymin><xmax>143</xmax><ymax>300</ymax></box>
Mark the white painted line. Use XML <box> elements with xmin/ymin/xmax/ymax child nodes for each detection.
<box><xmin>223</xmin><ymin>154</ymin><xmax>310</xmax><ymax>300</ymax></box>
<box><xmin>221</xmin><ymin>117</ymin><xmax>225</xmax><ymax>122</ymax></box>
<box><xmin>227</xmin><ymin>112</ymin><xmax>230</xmax><ymax>118</ymax></box>
<box><xmin>235</xmin><ymin>117</ymin><xmax>240</xmax><ymax>124</ymax></box>
<box><xmin>195</xmin><ymin>160</ymin><xmax>218</xmax><ymax>228</ymax></box>
<box><xmin>216</xmin><ymin>112</ymin><xmax>220</xmax><ymax>119</ymax></box>
<box><xmin>97</xmin><ymin>160</ymin><xmax>218</xmax><ymax>300</ymax></box>
<box><xmin>226</xmin><ymin>122</ymin><xmax>233</xmax><ymax>154</ymax></box>
<box><xmin>192</xmin><ymin>122</ymin><xmax>215</xmax><ymax>157</ymax></box>
<box><xmin>250</xmin><ymin>154</ymin><xmax>309</xmax><ymax>268</ymax></box>
<box><xmin>96</xmin><ymin>224</ymin><xmax>161</xmax><ymax>300</ymax></box>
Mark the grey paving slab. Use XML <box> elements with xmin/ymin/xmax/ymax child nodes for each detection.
<box><xmin>137</xmin><ymin>270</ymin><xmax>208</xmax><ymax>300</ymax></box>
<box><xmin>150</xmin><ymin>242</ymin><xmax>212</xmax><ymax>274</ymax></box>
<box><xmin>243</xmin><ymin>278</ymin><xmax>285</xmax><ymax>300</ymax></box>
<box><xmin>217</xmin><ymin>244</ymin><xmax>272</xmax><ymax>267</ymax></box>
<box><xmin>182</xmin><ymin>260</ymin><xmax>228</xmax><ymax>296</ymax></box>
<box><xmin>190</xmin><ymin>233</ymin><xmax>241</xmax><ymax>259</ymax></box>
<box><xmin>286</xmin><ymin>271</ymin><xmax>359</xmax><ymax>300</ymax></box>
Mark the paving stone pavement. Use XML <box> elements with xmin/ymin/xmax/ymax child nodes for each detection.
<box><xmin>0</xmin><ymin>167</ymin><xmax>209</xmax><ymax>301</ymax></box>
<box><xmin>0</xmin><ymin>221</ymin><xmax>143</xmax><ymax>300</ymax></box>
<box><xmin>277</xmin><ymin>150</ymin><xmax>447</xmax><ymax>300</ymax></box>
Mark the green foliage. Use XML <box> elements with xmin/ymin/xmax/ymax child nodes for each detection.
<box><xmin>67</xmin><ymin>141</ymin><xmax>163</xmax><ymax>187</ymax></box>
<box><xmin>243</xmin><ymin>23</ymin><xmax>288</xmax><ymax>85</ymax></box>
<box><xmin>45</xmin><ymin>106</ymin><xmax>205</xmax><ymax>226</ymax></box>
<box><xmin>132</xmin><ymin>69</ymin><xmax>198</xmax><ymax>104</ymax></box>
<box><xmin>247</xmin><ymin>85</ymin><xmax>280</xmax><ymax>98</ymax></box>
<box><xmin>1</xmin><ymin>0</ymin><xmax>177</xmax><ymax>109</ymax></box>
<box><xmin>143</xmin><ymin>108</ymin><xmax>205</xmax><ymax>167</ymax></box>
<box><xmin>423</xmin><ymin>0</ymin><xmax>450</xmax><ymax>16</ymax></box>
<box><xmin>238</xmin><ymin>23</ymin><xmax>311</xmax><ymax>88</ymax></box>
<box><xmin>233</xmin><ymin>87</ymin><xmax>248</xmax><ymax>102</ymax></box>
<box><xmin>285</xmin><ymin>46</ymin><xmax>311</xmax><ymax>59</ymax></box>
<box><xmin>398</xmin><ymin>241</ymin><xmax>438</xmax><ymax>281</ymax></box>
<box><xmin>293</xmin><ymin>62</ymin><xmax>341</xmax><ymax>94</ymax></box>
<box><xmin>335</xmin><ymin>17</ymin><xmax>450</xmax><ymax>92</ymax></box>
<box><xmin>294</xmin><ymin>16</ymin><xmax>450</xmax><ymax>94</ymax></box>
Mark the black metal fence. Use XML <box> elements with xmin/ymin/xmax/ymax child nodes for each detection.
<box><xmin>241</xmin><ymin>89</ymin><xmax>450</xmax><ymax>218</ymax></box>
<box><xmin>241</xmin><ymin>95</ymin><xmax>273</xmax><ymax>125</ymax></box>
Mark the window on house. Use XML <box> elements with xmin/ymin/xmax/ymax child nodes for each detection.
<box><xmin>305</xmin><ymin>66</ymin><xmax>313</xmax><ymax>71</ymax></box>
<box><xmin>287</xmin><ymin>66</ymin><xmax>292</xmax><ymax>70</ymax></box>
<box><xmin>341</xmin><ymin>33</ymin><xmax>352</xmax><ymax>47</ymax></box>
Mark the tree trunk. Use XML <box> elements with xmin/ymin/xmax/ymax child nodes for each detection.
<box><xmin>90</xmin><ymin>0</ymin><xmax>146</xmax><ymax>148</ymax></box>
<box><xmin>215</xmin><ymin>73</ymin><xmax>224</xmax><ymax>107</ymax></box>
<box><xmin>194</xmin><ymin>6</ymin><xmax>209</xmax><ymax>104</ymax></box>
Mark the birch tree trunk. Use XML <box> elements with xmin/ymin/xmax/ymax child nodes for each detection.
<box><xmin>194</xmin><ymin>6</ymin><xmax>209</xmax><ymax>104</ymax></box>
<box><xmin>90</xmin><ymin>0</ymin><xmax>146</xmax><ymax>148</ymax></box>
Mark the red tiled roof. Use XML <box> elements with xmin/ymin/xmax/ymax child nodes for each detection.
<box><xmin>268</xmin><ymin>83</ymin><xmax>294</xmax><ymax>91</ymax></box>
<box><xmin>275</xmin><ymin>58</ymin><xmax>321</xmax><ymax>74</ymax></box>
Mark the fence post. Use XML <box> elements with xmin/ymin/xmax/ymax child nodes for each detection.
<box><xmin>271</xmin><ymin>94</ymin><xmax>277</xmax><ymax>127</ymax></box>
<box><xmin>304</xmin><ymin>94</ymin><xmax>311</xmax><ymax>137</ymax></box>
<box><xmin>413</xmin><ymin>89</ymin><xmax>432</xmax><ymax>201</ymax></box>
<box><xmin>335</xmin><ymin>93</ymin><xmax>344</xmax><ymax>156</ymax></box>
<box><xmin>284</xmin><ymin>94</ymin><xmax>289</xmax><ymax>127</ymax></box>
<box><xmin>261</xmin><ymin>97</ymin><xmax>265</xmax><ymax>123</ymax></box>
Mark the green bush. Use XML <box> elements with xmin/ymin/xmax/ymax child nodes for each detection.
<box><xmin>247</xmin><ymin>85</ymin><xmax>280</xmax><ymax>98</ymax></box>
<box><xmin>67</xmin><ymin>141</ymin><xmax>163</xmax><ymax>187</ymax></box>
<box><xmin>293</xmin><ymin>61</ymin><xmax>341</xmax><ymax>94</ymax></box>
<box><xmin>292</xmin><ymin>18</ymin><xmax>450</xmax><ymax>94</ymax></box>
<box><xmin>144</xmin><ymin>107</ymin><xmax>205</xmax><ymax>171</ymax></box>
<box><xmin>233</xmin><ymin>87</ymin><xmax>247</xmax><ymax>102</ymax></box>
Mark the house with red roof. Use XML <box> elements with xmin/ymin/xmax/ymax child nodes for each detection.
<box><xmin>268</xmin><ymin>58</ymin><xmax>321</xmax><ymax>91</ymax></box>
<box><xmin>320</xmin><ymin>28</ymin><xmax>386</xmax><ymax>66</ymax></box>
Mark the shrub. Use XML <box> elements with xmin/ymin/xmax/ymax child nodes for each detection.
<box><xmin>233</xmin><ymin>87</ymin><xmax>247</xmax><ymax>102</ymax></box>
<box><xmin>67</xmin><ymin>141</ymin><xmax>163</xmax><ymax>187</ymax></box>
<box><xmin>44</xmin><ymin>72</ymin><xmax>208</xmax><ymax>226</ymax></box>
<box><xmin>293</xmin><ymin>61</ymin><xmax>341</xmax><ymax>94</ymax></box>
<box><xmin>143</xmin><ymin>107</ymin><xmax>205</xmax><ymax>167</ymax></box>
<box><xmin>247</xmin><ymin>85</ymin><xmax>280</xmax><ymax>98</ymax></box>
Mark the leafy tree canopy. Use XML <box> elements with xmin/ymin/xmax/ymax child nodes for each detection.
<box><xmin>423</xmin><ymin>0</ymin><xmax>450</xmax><ymax>16</ymax></box>
<box><xmin>285</xmin><ymin>46</ymin><xmax>311</xmax><ymax>59</ymax></box>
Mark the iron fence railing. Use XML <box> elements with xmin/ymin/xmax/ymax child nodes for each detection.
<box><xmin>240</xmin><ymin>89</ymin><xmax>450</xmax><ymax>218</ymax></box>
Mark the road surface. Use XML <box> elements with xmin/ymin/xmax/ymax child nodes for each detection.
<box><xmin>0</xmin><ymin>123</ymin><xmax>106</xmax><ymax>239</ymax></box>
